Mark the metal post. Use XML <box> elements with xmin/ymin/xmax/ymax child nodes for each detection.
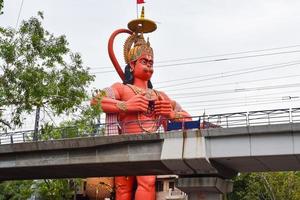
<box><xmin>289</xmin><ymin>107</ymin><xmax>292</xmax><ymax>123</ymax></box>
<box><xmin>33</xmin><ymin>106</ymin><xmax>40</xmax><ymax>141</ymax></box>
<box><xmin>226</xmin><ymin>116</ymin><xmax>229</xmax><ymax>128</ymax></box>
<box><xmin>10</xmin><ymin>134</ymin><xmax>13</xmax><ymax>144</ymax></box>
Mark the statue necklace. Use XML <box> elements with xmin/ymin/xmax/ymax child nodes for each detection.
<box><xmin>126</xmin><ymin>84</ymin><xmax>161</xmax><ymax>133</ymax></box>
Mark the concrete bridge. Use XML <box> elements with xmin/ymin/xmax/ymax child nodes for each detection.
<box><xmin>1</xmin><ymin>108</ymin><xmax>300</xmax><ymax>199</ymax></box>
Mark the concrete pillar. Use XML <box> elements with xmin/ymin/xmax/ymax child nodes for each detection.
<box><xmin>176</xmin><ymin>177</ymin><xmax>233</xmax><ymax>200</ymax></box>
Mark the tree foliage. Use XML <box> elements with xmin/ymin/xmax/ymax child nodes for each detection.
<box><xmin>228</xmin><ymin>172</ymin><xmax>300</xmax><ymax>200</ymax></box>
<box><xmin>0</xmin><ymin>179</ymin><xmax>82</xmax><ymax>200</ymax></box>
<box><xmin>35</xmin><ymin>179</ymin><xmax>81</xmax><ymax>200</ymax></box>
<box><xmin>0</xmin><ymin>180</ymin><xmax>34</xmax><ymax>200</ymax></box>
<box><xmin>40</xmin><ymin>104</ymin><xmax>103</xmax><ymax>140</ymax></box>
<box><xmin>0</xmin><ymin>12</ymin><xmax>94</xmax><ymax>130</ymax></box>
<box><xmin>0</xmin><ymin>0</ymin><xmax>3</xmax><ymax>15</ymax></box>
<box><xmin>0</xmin><ymin>11</ymin><xmax>98</xmax><ymax>199</ymax></box>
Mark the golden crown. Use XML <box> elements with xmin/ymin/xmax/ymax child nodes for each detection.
<box><xmin>124</xmin><ymin>7</ymin><xmax>157</xmax><ymax>64</ymax></box>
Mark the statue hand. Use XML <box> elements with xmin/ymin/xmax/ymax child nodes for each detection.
<box><xmin>125</xmin><ymin>94</ymin><xmax>149</xmax><ymax>113</ymax></box>
<box><xmin>154</xmin><ymin>100</ymin><xmax>174</xmax><ymax>119</ymax></box>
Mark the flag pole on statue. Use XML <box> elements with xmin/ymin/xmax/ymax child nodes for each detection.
<box><xmin>136</xmin><ymin>0</ymin><xmax>145</xmax><ymax>18</ymax></box>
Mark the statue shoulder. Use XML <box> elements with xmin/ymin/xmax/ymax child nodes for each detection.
<box><xmin>105</xmin><ymin>82</ymin><xmax>126</xmax><ymax>99</ymax></box>
<box><xmin>111</xmin><ymin>82</ymin><xmax>125</xmax><ymax>89</ymax></box>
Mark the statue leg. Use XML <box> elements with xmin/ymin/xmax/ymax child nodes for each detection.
<box><xmin>115</xmin><ymin>176</ymin><xmax>134</xmax><ymax>200</ymax></box>
<box><xmin>135</xmin><ymin>175</ymin><xmax>156</xmax><ymax>200</ymax></box>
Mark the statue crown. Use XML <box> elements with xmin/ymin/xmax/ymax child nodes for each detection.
<box><xmin>124</xmin><ymin>6</ymin><xmax>156</xmax><ymax>64</ymax></box>
<box><xmin>124</xmin><ymin>33</ymin><xmax>153</xmax><ymax>64</ymax></box>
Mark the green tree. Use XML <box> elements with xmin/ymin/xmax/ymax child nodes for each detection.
<box><xmin>40</xmin><ymin>104</ymin><xmax>103</xmax><ymax>140</ymax></box>
<box><xmin>0</xmin><ymin>12</ymin><xmax>94</xmax><ymax>130</ymax></box>
<box><xmin>228</xmin><ymin>173</ymin><xmax>270</xmax><ymax>200</ymax></box>
<box><xmin>35</xmin><ymin>179</ymin><xmax>81</xmax><ymax>200</ymax></box>
<box><xmin>263</xmin><ymin>172</ymin><xmax>300</xmax><ymax>200</ymax></box>
<box><xmin>0</xmin><ymin>12</ymin><xmax>100</xmax><ymax>199</ymax></box>
<box><xmin>0</xmin><ymin>180</ymin><xmax>34</xmax><ymax>200</ymax></box>
<box><xmin>228</xmin><ymin>172</ymin><xmax>300</xmax><ymax>200</ymax></box>
<box><xmin>0</xmin><ymin>0</ymin><xmax>3</xmax><ymax>15</ymax></box>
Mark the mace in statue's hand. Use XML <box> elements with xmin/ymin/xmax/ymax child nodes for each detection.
<box><xmin>154</xmin><ymin>100</ymin><xmax>174</xmax><ymax>119</ymax></box>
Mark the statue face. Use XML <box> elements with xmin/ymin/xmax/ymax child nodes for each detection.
<box><xmin>131</xmin><ymin>54</ymin><xmax>154</xmax><ymax>81</ymax></box>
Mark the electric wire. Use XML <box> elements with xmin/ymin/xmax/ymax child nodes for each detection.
<box><xmin>88</xmin><ymin>44</ymin><xmax>300</xmax><ymax>71</ymax></box>
<box><xmin>187</xmin><ymin>99</ymin><xmax>300</xmax><ymax>113</ymax></box>
<box><xmin>156</xmin><ymin>45</ymin><xmax>300</xmax><ymax>64</ymax></box>
<box><xmin>155</xmin><ymin>50</ymin><xmax>300</xmax><ymax>69</ymax></box>
<box><xmin>178</xmin><ymin>88</ymin><xmax>300</xmax><ymax>105</ymax></box>
<box><xmin>183</xmin><ymin>97</ymin><xmax>299</xmax><ymax>109</ymax></box>
<box><xmin>90</xmin><ymin>49</ymin><xmax>300</xmax><ymax>74</ymax></box>
<box><xmin>171</xmin><ymin>82</ymin><xmax>300</xmax><ymax>99</ymax></box>
<box><xmin>164</xmin><ymin>74</ymin><xmax>300</xmax><ymax>92</ymax></box>
<box><xmin>155</xmin><ymin>59</ymin><xmax>300</xmax><ymax>85</ymax></box>
<box><xmin>15</xmin><ymin>0</ymin><xmax>25</xmax><ymax>28</ymax></box>
<box><xmin>156</xmin><ymin>61</ymin><xmax>300</xmax><ymax>89</ymax></box>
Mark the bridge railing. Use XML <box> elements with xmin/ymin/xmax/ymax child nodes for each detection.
<box><xmin>248</xmin><ymin>109</ymin><xmax>291</xmax><ymax>125</ymax></box>
<box><xmin>203</xmin><ymin>107</ymin><xmax>300</xmax><ymax>128</ymax></box>
<box><xmin>291</xmin><ymin>108</ymin><xmax>300</xmax><ymax>123</ymax></box>
<box><xmin>1</xmin><ymin>107</ymin><xmax>300</xmax><ymax>144</ymax></box>
<box><xmin>204</xmin><ymin>112</ymin><xmax>248</xmax><ymax>128</ymax></box>
<box><xmin>0</xmin><ymin>125</ymin><xmax>106</xmax><ymax>145</ymax></box>
<box><xmin>0</xmin><ymin>116</ymin><xmax>199</xmax><ymax>144</ymax></box>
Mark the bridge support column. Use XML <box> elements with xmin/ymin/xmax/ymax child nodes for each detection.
<box><xmin>176</xmin><ymin>177</ymin><xmax>233</xmax><ymax>200</ymax></box>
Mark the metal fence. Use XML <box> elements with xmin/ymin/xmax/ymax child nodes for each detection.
<box><xmin>1</xmin><ymin>107</ymin><xmax>300</xmax><ymax>144</ymax></box>
<box><xmin>204</xmin><ymin>107</ymin><xmax>300</xmax><ymax>128</ymax></box>
<box><xmin>0</xmin><ymin>124</ymin><xmax>106</xmax><ymax>145</ymax></box>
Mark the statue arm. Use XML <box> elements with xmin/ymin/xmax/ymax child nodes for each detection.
<box><xmin>90</xmin><ymin>83</ymin><xmax>122</xmax><ymax>113</ymax></box>
<box><xmin>155</xmin><ymin>91</ymin><xmax>191</xmax><ymax>121</ymax></box>
<box><xmin>170</xmin><ymin>100</ymin><xmax>191</xmax><ymax>121</ymax></box>
<box><xmin>91</xmin><ymin>83</ymin><xmax>149</xmax><ymax>114</ymax></box>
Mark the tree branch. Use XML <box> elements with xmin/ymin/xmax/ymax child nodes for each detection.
<box><xmin>0</xmin><ymin>118</ymin><xmax>11</xmax><ymax>128</ymax></box>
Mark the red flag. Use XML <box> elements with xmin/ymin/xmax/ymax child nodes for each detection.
<box><xmin>137</xmin><ymin>0</ymin><xmax>145</xmax><ymax>4</ymax></box>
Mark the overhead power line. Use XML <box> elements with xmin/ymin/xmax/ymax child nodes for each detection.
<box><xmin>186</xmin><ymin>99</ymin><xmax>300</xmax><ymax>113</ymax></box>
<box><xmin>90</xmin><ymin>49</ymin><xmax>300</xmax><ymax>74</ymax></box>
<box><xmin>156</xmin><ymin>61</ymin><xmax>300</xmax><ymax>89</ymax></box>
<box><xmin>178</xmin><ymin>89</ymin><xmax>300</xmax><ymax>105</ymax></box>
<box><xmin>170</xmin><ymin>82</ymin><xmax>300</xmax><ymax>99</ymax></box>
<box><xmin>181</xmin><ymin>96</ymin><xmax>298</xmax><ymax>107</ymax></box>
<box><xmin>156</xmin><ymin>44</ymin><xmax>300</xmax><ymax>64</ymax></box>
<box><xmin>91</xmin><ymin>70</ymin><xmax>115</xmax><ymax>74</ymax></box>
<box><xmin>183</xmin><ymin>97</ymin><xmax>299</xmax><ymax>109</ymax></box>
<box><xmin>89</xmin><ymin>44</ymin><xmax>300</xmax><ymax>71</ymax></box>
<box><xmin>155</xmin><ymin>59</ymin><xmax>300</xmax><ymax>85</ymax></box>
<box><xmin>15</xmin><ymin>0</ymin><xmax>25</xmax><ymax>28</ymax></box>
<box><xmin>164</xmin><ymin>74</ymin><xmax>300</xmax><ymax>92</ymax></box>
<box><xmin>154</xmin><ymin>50</ymin><xmax>300</xmax><ymax>69</ymax></box>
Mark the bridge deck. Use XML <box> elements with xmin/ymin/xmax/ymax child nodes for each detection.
<box><xmin>1</xmin><ymin>123</ymin><xmax>300</xmax><ymax>180</ymax></box>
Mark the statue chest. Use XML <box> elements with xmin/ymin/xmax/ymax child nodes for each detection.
<box><xmin>120</xmin><ymin>85</ymin><xmax>160</xmax><ymax>101</ymax></box>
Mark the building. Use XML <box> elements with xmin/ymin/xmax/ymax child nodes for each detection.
<box><xmin>156</xmin><ymin>175</ymin><xmax>187</xmax><ymax>200</ymax></box>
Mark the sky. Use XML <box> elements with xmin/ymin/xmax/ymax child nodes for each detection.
<box><xmin>1</xmin><ymin>0</ymin><xmax>300</xmax><ymax>128</ymax></box>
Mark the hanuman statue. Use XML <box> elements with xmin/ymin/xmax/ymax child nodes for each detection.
<box><xmin>91</xmin><ymin>7</ymin><xmax>191</xmax><ymax>200</ymax></box>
